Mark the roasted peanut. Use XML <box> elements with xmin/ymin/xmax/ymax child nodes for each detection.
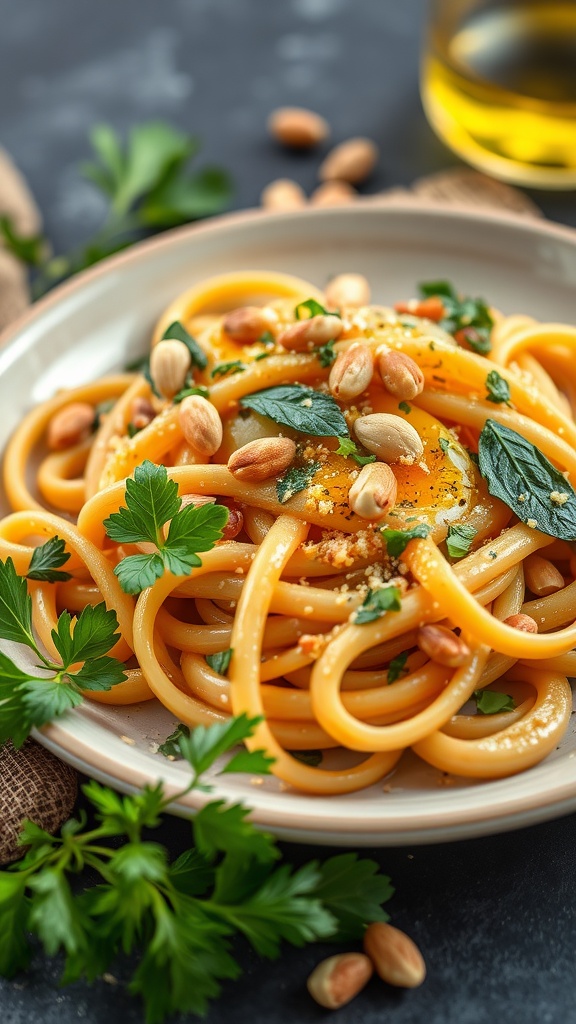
<box><xmin>278</xmin><ymin>314</ymin><xmax>343</xmax><ymax>352</ymax></box>
<box><xmin>417</xmin><ymin>624</ymin><xmax>470</xmax><ymax>667</ymax></box>
<box><xmin>319</xmin><ymin>137</ymin><xmax>379</xmax><ymax>184</ymax></box>
<box><xmin>150</xmin><ymin>340</ymin><xmax>191</xmax><ymax>399</ymax></box>
<box><xmin>363</xmin><ymin>922</ymin><xmax>426</xmax><ymax>989</ymax></box>
<box><xmin>523</xmin><ymin>554</ymin><xmax>565</xmax><ymax>596</ymax></box>
<box><xmin>222</xmin><ymin>305</ymin><xmax>278</xmax><ymax>344</ymax></box>
<box><xmin>267</xmin><ymin>106</ymin><xmax>329</xmax><ymax>148</ymax></box>
<box><xmin>329</xmin><ymin>343</ymin><xmax>373</xmax><ymax>401</ymax></box>
<box><xmin>348</xmin><ymin>462</ymin><xmax>397</xmax><ymax>520</ymax></box>
<box><xmin>261</xmin><ymin>178</ymin><xmax>307</xmax><ymax>211</ymax></box>
<box><xmin>504</xmin><ymin>613</ymin><xmax>538</xmax><ymax>633</ymax></box>
<box><xmin>178</xmin><ymin>395</ymin><xmax>223</xmax><ymax>457</ymax></box>
<box><xmin>47</xmin><ymin>402</ymin><xmax>95</xmax><ymax>450</ymax></box>
<box><xmin>130</xmin><ymin>397</ymin><xmax>156</xmax><ymax>431</ymax></box>
<box><xmin>221</xmin><ymin>504</ymin><xmax>245</xmax><ymax>540</ymax></box>
<box><xmin>227</xmin><ymin>436</ymin><xmax>296</xmax><ymax>482</ymax></box>
<box><xmin>324</xmin><ymin>273</ymin><xmax>371</xmax><ymax>310</ymax></box>
<box><xmin>378</xmin><ymin>350</ymin><xmax>424</xmax><ymax>401</ymax></box>
<box><xmin>310</xmin><ymin>180</ymin><xmax>357</xmax><ymax>206</ymax></box>
<box><xmin>354</xmin><ymin>413</ymin><xmax>424</xmax><ymax>465</ymax></box>
<box><xmin>307</xmin><ymin>953</ymin><xmax>373</xmax><ymax>1009</ymax></box>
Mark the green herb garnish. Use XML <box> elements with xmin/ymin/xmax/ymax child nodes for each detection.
<box><xmin>485</xmin><ymin>369</ymin><xmax>512</xmax><ymax>406</ymax></box>
<box><xmin>381</xmin><ymin>523</ymin><xmax>431</xmax><ymax>557</ymax></box>
<box><xmin>446</xmin><ymin>524</ymin><xmax>477</xmax><ymax>559</ymax></box>
<box><xmin>398</xmin><ymin>401</ymin><xmax>411</xmax><ymax>414</ymax></box>
<box><xmin>387</xmin><ymin>651</ymin><xmax>410</xmax><ymax>684</ymax></box>
<box><xmin>276</xmin><ymin>462</ymin><xmax>320</xmax><ymax>504</ymax></box>
<box><xmin>173</xmin><ymin>385</ymin><xmax>210</xmax><ymax>403</ymax></box>
<box><xmin>26</xmin><ymin>537</ymin><xmax>72</xmax><ymax>583</ymax></box>
<box><xmin>240</xmin><ymin>385</ymin><xmax>348</xmax><ymax>437</ymax></box>
<box><xmin>294</xmin><ymin>298</ymin><xmax>332</xmax><ymax>320</ymax></box>
<box><xmin>355</xmin><ymin>586</ymin><xmax>402</xmax><ymax>625</ymax></box>
<box><xmin>317</xmin><ymin>339</ymin><xmax>337</xmax><ymax>367</ymax></box>
<box><xmin>335</xmin><ymin>437</ymin><xmax>376</xmax><ymax>466</ymax></box>
<box><xmin>206</xmin><ymin>649</ymin><xmax>233</xmax><ymax>675</ymax></box>
<box><xmin>478</xmin><ymin>419</ymin><xmax>576</xmax><ymax>541</ymax></box>
<box><xmin>419</xmin><ymin>280</ymin><xmax>493</xmax><ymax>354</ymax></box>
<box><xmin>438</xmin><ymin>437</ymin><xmax>451</xmax><ymax>454</ymax></box>
<box><xmin>474</xmin><ymin>690</ymin><xmax>516</xmax><ymax>714</ymax></box>
<box><xmin>0</xmin><ymin>557</ymin><xmax>125</xmax><ymax>747</ymax></box>
<box><xmin>0</xmin><ymin>714</ymin><xmax>395</xmax><ymax>1021</ymax></box>
<box><xmin>162</xmin><ymin>320</ymin><xmax>207</xmax><ymax>371</ymax></box>
<box><xmin>211</xmin><ymin>360</ymin><xmax>246</xmax><ymax>379</ymax></box>
<box><xmin>158</xmin><ymin>722</ymin><xmax>191</xmax><ymax>758</ymax></box>
<box><xmin>104</xmin><ymin>460</ymin><xmax>228</xmax><ymax>594</ymax></box>
<box><xmin>4</xmin><ymin>122</ymin><xmax>232</xmax><ymax>298</ymax></box>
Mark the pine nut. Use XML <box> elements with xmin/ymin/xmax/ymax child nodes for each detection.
<box><xmin>319</xmin><ymin>137</ymin><xmax>379</xmax><ymax>184</ymax></box>
<box><xmin>524</xmin><ymin>554</ymin><xmax>565</xmax><ymax>596</ymax></box>
<box><xmin>417</xmin><ymin>624</ymin><xmax>470</xmax><ymax>668</ymax></box>
<box><xmin>363</xmin><ymin>922</ymin><xmax>426</xmax><ymax>989</ymax></box>
<box><xmin>47</xmin><ymin>402</ymin><xmax>95</xmax><ymax>450</ymax></box>
<box><xmin>307</xmin><ymin>953</ymin><xmax>373</xmax><ymax>1009</ymax></box>
<box><xmin>348</xmin><ymin>462</ymin><xmax>397</xmax><ymax>520</ymax></box>
<box><xmin>329</xmin><ymin>343</ymin><xmax>373</xmax><ymax>400</ymax></box>
<box><xmin>268</xmin><ymin>106</ymin><xmax>330</xmax><ymax>148</ymax></box>
<box><xmin>227</xmin><ymin>436</ymin><xmax>296</xmax><ymax>482</ymax></box>
<box><xmin>261</xmin><ymin>178</ymin><xmax>307</xmax><ymax>211</ymax></box>
<box><xmin>150</xmin><ymin>340</ymin><xmax>191</xmax><ymax>400</ymax></box>
<box><xmin>222</xmin><ymin>306</ymin><xmax>278</xmax><ymax>344</ymax></box>
<box><xmin>378</xmin><ymin>350</ymin><xmax>425</xmax><ymax>401</ymax></box>
<box><xmin>324</xmin><ymin>273</ymin><xmax>371</xmax><ymax>309</ymax></box>
<box><xmin>278</xmin><ymin>314</ymin><xmax>343</xmax><ymax>353</ymax></box>
<box><xmin>178</xmin><ymin>395</ymin><xmax>223</xmax><ymax>457</ymax></box>
<box><xmin>354</xmin><ymin>413</ymin><xmax>424</xmax><ymax>465</ymax></box>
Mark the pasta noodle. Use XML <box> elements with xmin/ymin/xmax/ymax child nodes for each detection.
<box><xmin>3</xmin><ymin>268</ymin><xmax>576</xmax><ymax>794</ymax></box>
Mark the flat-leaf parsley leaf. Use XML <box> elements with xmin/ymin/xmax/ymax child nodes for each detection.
<box><xmin>355</xmin><ymin>586</ymin><xmax>402</xmax><ymax>625</ymax></box>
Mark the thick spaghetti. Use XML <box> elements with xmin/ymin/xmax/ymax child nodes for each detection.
<box><xmin>2</xmin><ymin>269</ymin><xmax>576</xmax><ymax>793</ymax></box>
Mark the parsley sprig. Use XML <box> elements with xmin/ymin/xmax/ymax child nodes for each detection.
<box><xmin>26</xmin><ymin>536</ymin><xmax>72</xmax><ymax>583</ymax></box>
<box><xmin>0</xmin><ymin>558</ymin><xmax>125</xmax><ymax>747</ymax></box>
<box><xmin>103</xmin><ymin>461</ymin><xmax>229</xmax><ymax>594</ymax></box>
<box><xmin>1</xmin><ymin>121</ymin><xmax>232</xmax><ymax>298</ymax></box>
<box><xmin>0</xmin><ymin>715</ymin><xmax>394</xmax><ymax>1022</ymax></box>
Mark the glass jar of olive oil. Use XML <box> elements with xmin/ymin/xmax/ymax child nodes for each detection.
<box><xmin>421</xmin><ymin>0</ymin><xmax>576</xmax><ymax>188</ymax></box>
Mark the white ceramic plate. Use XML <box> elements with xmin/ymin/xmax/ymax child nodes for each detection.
<box><xmin>3</xmin><ymin>204</ymin><xmax>576</xmax><ymax>846</ymax></box>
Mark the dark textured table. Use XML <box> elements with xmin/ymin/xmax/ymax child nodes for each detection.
<box><xmin>2</xmin><ymin>2</ymin><xmax>576</xmax><ymax>1022</ymax></box>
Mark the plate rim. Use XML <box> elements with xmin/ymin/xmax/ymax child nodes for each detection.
<box><xmin>4</xmin><ymin>201</ymin><xmax>576</xmax><ymax>844</ymax></box>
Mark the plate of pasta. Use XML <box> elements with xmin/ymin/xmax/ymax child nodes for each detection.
<box><xmin>2</xmin><ymin>203</ymin><xmax>576</xmax><ymax>845</ymax></box>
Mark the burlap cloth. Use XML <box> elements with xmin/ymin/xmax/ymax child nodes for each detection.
<box><xmin>0</xmin><ymin>151</ymin><xmax>541</xmax><ymax>864</ymax></box>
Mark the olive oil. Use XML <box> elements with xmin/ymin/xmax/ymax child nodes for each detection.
<box><xmin>421</xmin><ymin>2</ymin><xmax>576</xmax><ymax>187</ymax></box>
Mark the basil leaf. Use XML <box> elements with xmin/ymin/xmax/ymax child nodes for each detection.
<box><xmin>381</xmin><ymin>523</ymin><xmax>431</xmax><ymax>557</ymax></box>
<box><xmin>387</xmin><ymin>651</ymin><xmax>410</xmax><ymax>684</ymax></box>
<box><xmin>355</xmin><ymin>586</ymin><xmax>402</xmax><ymax>625</ymax></box>
<box><xmin>446</xmin><ymin>524</ymin><xmax>477</xmax><ymax>559</ymax></box>
<box><xmin>478</xmin><ymin>419</ymin><xmax>576</xmax><ymax>541</ymax></box>
<box><xmin>485</xmin><ymin>370</ymin><xmax>511</xmax><ymax>405</ymax></box>
<box><xmin>276</xmin><ymin>462</ymin><xmax>319</xmax><ymax>504</ymax></box>
<box><xmin>206</xmin><ymin>649</ymin><xmax>233</xmax><ymax>675</ymax></box>
<box><xmin>211</xmin><ymin>360</ymin><xmax>246</xmax><ymax>379</ymax></box>
<box><xmin>240</xmin><ymin>385</ymin><xmax>348</xmax><ymax>437</ymax></box>
<box><xmin>294</xmin><ymin>298</ymin><xmax>331</xmax><ymax>320</ymax></box>
<box><xmin>162</xmin><ymin>320</ymin><xmax>207</xmax><ymax>371</ymax></box>
<box><xmin>474</xmin><ymin>690</ymin><xmax>516</xmax><ymax>715</ymax></box>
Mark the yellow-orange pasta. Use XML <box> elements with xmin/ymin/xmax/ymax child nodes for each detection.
<box><xmin>2</xmin><ymin>269</ymin><xmax>576</xmax><ymax>794</ymax></box>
